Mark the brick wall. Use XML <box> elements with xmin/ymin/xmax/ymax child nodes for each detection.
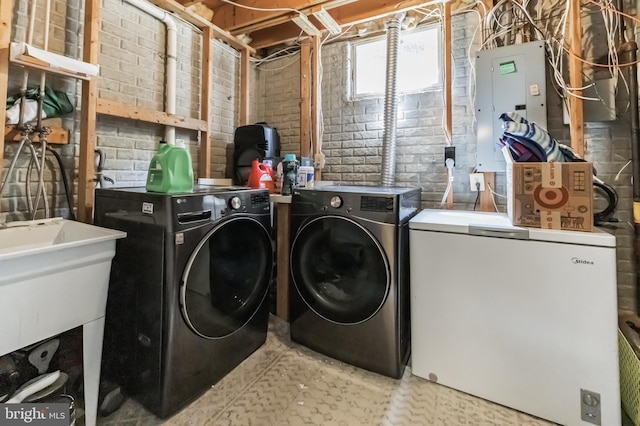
<box><xmin>96</xmin><ymin>2</ymin><xmax>239</xmax><ymax>184</ymax></box>
<box><xmin>256</xmin><ymin>53</ymin><xmax>302</xmax><ymax>156</ymax></box>
<box><xmin>253</xmin><ymin>12</ymin><xmax>636</xmax><ymax>312</ymax></box>
<box><xmin>544</xmin><ymin>83</ymin><xmax>635</xmax><ymax>312</ymax></box>
<box><xmin>251</xmin><ymin>17</ymin><xmax>480</xmax><ymax>203</ymax></box>
<box><xmin>211</xmin><ymin>40</ymin><xmax>240</xmax><ymax>178</ymax></box>
<box><xmin>3</xmin><ymin>0</ymin><xmax>240</xmax><ymax>220</ymax></box>
<box><xmin>97</xmin><ymin>0</ymin><xmax>203</xmax><ymax>186</ymax></box>
<box><xmin>545</xmin><ymin>6</ymin><xmax>635</xmax><ymax>313</ymax></box>
<box><xmin>3</xmin><ymin>0</ymin><xmax>81</xmax><ymax>221</ymax></box>
<box><xmin>3</xmin><ymin>0</ymin><xmax>637</xmax><ymax>312</ymax></box>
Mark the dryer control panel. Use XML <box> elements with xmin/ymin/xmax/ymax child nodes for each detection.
<box><xmin>291</xmin><ymin>186</ymin><xmax>421</xmax><ymax>225</ymax></box>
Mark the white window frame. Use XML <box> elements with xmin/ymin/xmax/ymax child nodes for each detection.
<box><xmin>350</xmin><ymin>24</ymin><xmax>442</xmax><ymax>100</ymax></box>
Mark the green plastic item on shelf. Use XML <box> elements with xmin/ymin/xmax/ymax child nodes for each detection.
<box><xmin>145</xmin><ymin>142</ymin><xmax>194</xmax><ymax>193</ymax></box>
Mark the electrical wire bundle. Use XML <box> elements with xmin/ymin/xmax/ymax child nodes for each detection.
<box><xmin>479</xmin><ymin>0</ymin><xmax>638</xmax><ymax>114</ymax></box>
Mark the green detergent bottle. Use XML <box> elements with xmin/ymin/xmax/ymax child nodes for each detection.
<box><xmin>145</xmin><ymin>141</ymin><xmax>194</xmax><ymax>193</ymax></box>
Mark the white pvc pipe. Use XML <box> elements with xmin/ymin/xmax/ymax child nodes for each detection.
<box><xmin>21</xmin><ymin>0</ymin><xmax>38</xmax><ymax>104</ymax></box>
<box><xmin>27</xmin><ymin>0</ymin><xmax>37</xmax><ymax>45</ymax></box>
<box><xmin>39</xmin><ymin>0</ymin><xmax>51</xmax><ymax>108</ymax></box>
<box><xmin>123</xmin><ymin>0</ymin><xmax>178</xmax><ymax>145</ymax></box>
<box><xmin>42</xmin><ymin>0</ymin><xmax>51</xmax><ymax>51</ymax></box>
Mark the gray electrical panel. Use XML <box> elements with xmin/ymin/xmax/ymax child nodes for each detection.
<box><xmin>475</xmin><ymin>41</ymin><xmax>547</xmax><ymax>172</ymax></box>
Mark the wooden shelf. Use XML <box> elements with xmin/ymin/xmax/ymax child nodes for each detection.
<box><xmin>96</xmin><ymin>98</ymin><xmax>207</xmax><ymax>131</ymax></box>
<box><xmin>9</xmin><ymin>42</ymin><xmax>99</xmax><ymax>81</ymax></box>
<box><xmin>4</xmin><ymin>125</ymin><xmax>69</xmax><ymax>144</ymax></box>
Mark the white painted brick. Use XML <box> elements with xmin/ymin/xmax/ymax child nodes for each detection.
<box><xmin>115</xmin><ymin>171</ymin><xmax>148</xmax><ymax>182</ymax></box>
<box><xmin>4</xmin><ymin>0</ymin><xmax>634</xmax><ymax>311</ymax></box>
<box><xmin>135</xmin><ymin>140</ymin><xmax>158</xmax><ymax>150</ymax></box>
<box><xmin>134</xmin><ymin>162</ymin><xmax>151</xmax><ymax>171</ymax></box>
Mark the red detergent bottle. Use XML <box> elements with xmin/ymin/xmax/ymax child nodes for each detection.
<box><xmin>247</xmin><ymin>160</ymin><xmax>275</xmax><ymax>193</ymax></box>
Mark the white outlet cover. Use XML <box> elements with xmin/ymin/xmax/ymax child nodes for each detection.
<box><xmin>469</xmin><ymin>173</ymin><xmax>485</xmax><ymax>192</ymax></box>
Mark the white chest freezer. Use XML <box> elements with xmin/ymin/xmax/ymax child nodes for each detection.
<box><xmin>409</xmin><ymin>209</ymin><xmax>620</xmax><ymax>426</ymax></box>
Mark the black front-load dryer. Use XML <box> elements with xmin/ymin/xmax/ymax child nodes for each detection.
<box><xmin>94</xmin><ymin>186</ymin><xmax>273</xmax><ymax>418</ymax></box>
<box><xmin>289</xmin><ymin>185</ymin><xmax>421</xmax><ymax>379</ymax></box>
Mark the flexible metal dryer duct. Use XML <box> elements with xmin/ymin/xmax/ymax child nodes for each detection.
<box><xmin>380</xmin><ymin>13</ymin><xmax>405</xmax><ymax>187</ymax></box>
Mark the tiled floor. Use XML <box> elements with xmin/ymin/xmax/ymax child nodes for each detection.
<box><xmin>97</xmin><ymin>315</ymin><xmax>558</xmax><ymax>426</ymax></box>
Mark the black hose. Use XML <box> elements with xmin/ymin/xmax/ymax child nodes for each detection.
<box><xmin>95</xmin><ymin>149</ymin><xmax>110</xmax><ymax>188</ymax></box>
<box><xmin>47</xmin><ymin>147</ymin><xmax>76</xmax><ymax>221</ymax></box>
<box><xmin>593</xmin><ymin>180</ymin><xmax>618</xmax><ymax>225</ymax></box>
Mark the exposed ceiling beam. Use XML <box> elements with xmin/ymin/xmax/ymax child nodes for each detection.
<box><xmin>146</xmin><ymin>0</ymin><xmax>255</xmax><ymax>52</ymax></box>
<box><xmin>250</xmin><ymin>22</ymin><xmax>304</xmax><ymax>50</ymax></box>
<box><xmin>328</xmin><ymin>0</ymin><xmax>438</xmax><ymax>27</ymax></box>
<box><xmin>231</xmin><ymin>7</ymin><xmax>333</xmax><ymax>36</ymax></box>
<box><xmin>213</xmin><ymin>0</ymin><xmax>355</xmax><ymax>32</ymax></box>
<box><xmin>186</xmin><ymin>2</ymin><xmax>214</xmax><ymax>21</ymax></box>
<box><xmin>249</xmin><ymin>0</ymin><xmax>440</xmax><ymax>49</ymax></box>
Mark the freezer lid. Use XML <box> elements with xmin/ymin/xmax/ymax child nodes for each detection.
<box><xmin>409</xmin><ymin>209</ymin><xmax>616</xmax><ymax>247</ymax></box>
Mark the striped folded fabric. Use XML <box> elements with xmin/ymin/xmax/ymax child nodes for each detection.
<box><xmin>499</xmin><ymin>135</ymin><xmax>546</xmax><ymax>162</ymax></box>
<box><xmin>499</xmin><ymin>112</ymin><xmax>570</xmax><ymax>162</ymax></box>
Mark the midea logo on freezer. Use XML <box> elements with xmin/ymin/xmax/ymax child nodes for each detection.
<box><xmin>571</xmin><ymin>257</ymin><xmax>594</xmax><ymax>265</ymax></box>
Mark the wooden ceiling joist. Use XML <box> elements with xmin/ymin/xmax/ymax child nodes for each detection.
<box><xmin>146</xmin><ymin>0</ymin><xmax>256</xmax><ymax>53</ymax></box>
<box><xmin>213</xmin><ymin>0</ymin><xmax>323</xmax><ymax>31</ymax></box>
<box><xmin>247</xmin><ymin>0</ymin><xmax>440</xmax><ymax>49</ymax></box>
<box><xmin>224</xmin><ymin>0</ymin><xmax>356</xmax><ymax>35</ymax></box>
<box><xmin>249</xmin><ymin>23</ymin><xmax>303</xmax><ymax>50</ymax></box>
<box><xmin>213</xmin><ymin>0</ymin><xmax>355</xmax><ymax>32</ymax></box>
<box><xmin>329</xmin><ymin>0</ymin><xmax>436</xmax><ymax>27</ymax></box>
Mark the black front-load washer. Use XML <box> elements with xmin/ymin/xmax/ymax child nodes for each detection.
<box><xmin>289</xmin><ymin>185</ymin><xmax>421</xmax><ymax>379</ymax></box>
<box><xmin>94</xmin><ymin>186</ymin><xmax>273</xmax><ymax>418</ymax></box>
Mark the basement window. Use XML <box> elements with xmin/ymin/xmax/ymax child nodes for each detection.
<box><xmin>351</xmin><ymin>25</ymin><xmax>441</xmax><ymax>98</ymax></box>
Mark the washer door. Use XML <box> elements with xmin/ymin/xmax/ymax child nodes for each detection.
<box><xmin>291</xmin><ymin>216</ymin><xmax>390</xmax><ymax>324</ymax></box>
<box><xmin>181</xmin><ymin>217</ymin><xmax>272</xmax><ymax>339</ymax></box>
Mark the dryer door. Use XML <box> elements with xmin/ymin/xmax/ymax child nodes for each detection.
<box><xmin>290</xmin><ymin>215</ymin><xmax>390</xmax><ymax>324</ymax></box>
<box><xmin>180</xmin><ymin>217</ymin><xmax>273</xmax><ymax>339</ymax></box>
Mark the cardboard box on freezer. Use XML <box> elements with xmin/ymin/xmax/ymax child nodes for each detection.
<box><xmin>502</xmin><ymin>146</ymin><xmax>593</xmax><ymax>232</ymax></box>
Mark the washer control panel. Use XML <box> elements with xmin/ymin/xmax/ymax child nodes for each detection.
<box><xmin>360</xmin><ymin>195</ymin><xmax>395</xmax><ymax>212</ymax></box>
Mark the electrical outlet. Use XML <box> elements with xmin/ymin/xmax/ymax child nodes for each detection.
<box><xmin>469</xmin><ymin>173</ymin><xmax>485</xmax><ymax>192</ymax></box>
<box><xmin>444</xmin><ymin>146</ymin><xmax>455</xmax><ymax>166</ymax></box>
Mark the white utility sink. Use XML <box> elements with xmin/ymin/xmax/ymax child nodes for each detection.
<box><xmin>0</xmin><ymin>218</ymin><xmax>125</xmax><ymax>426</ymax></box>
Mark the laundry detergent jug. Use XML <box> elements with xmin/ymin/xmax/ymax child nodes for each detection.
<box><xmin>247</xmin><ymin>160</ymin><xmax>275</xmax><ymax>193</ymax></box>
<box><xmin>146</xmin><ymin>141</ymin><xmax>194</xmax><ymax>193</ymax></box>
